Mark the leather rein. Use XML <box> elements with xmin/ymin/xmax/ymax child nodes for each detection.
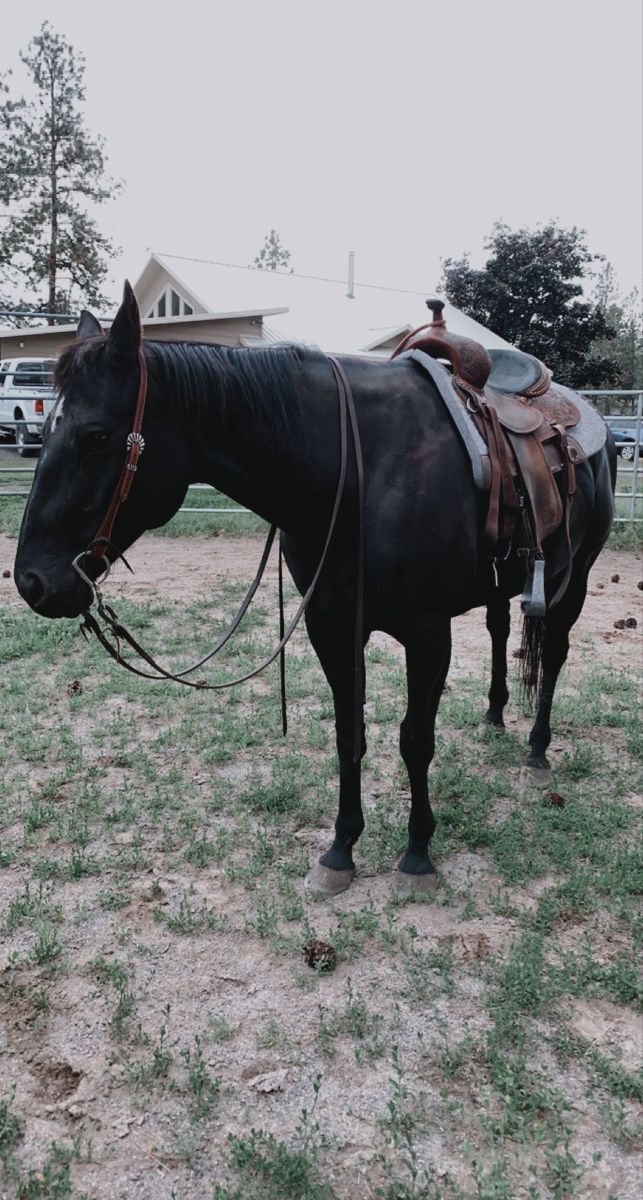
<box><xmin>72</xmin><ymin>351</ymin><xmax>366</xmax><ymax>762</ymax></box>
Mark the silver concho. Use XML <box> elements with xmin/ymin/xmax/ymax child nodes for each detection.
<box><xmin>126</xmin><ymin>432</ymin><xmax>145</xmax><ymax>451</ymax></box>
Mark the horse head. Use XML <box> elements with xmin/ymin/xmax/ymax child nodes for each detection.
<box><xmin>14</xmin><ymin>282</ymin><xmax>190</xmax><ymax>617</ymax></box>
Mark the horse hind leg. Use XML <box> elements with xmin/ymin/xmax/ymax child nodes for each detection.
<box><xmin>526</xmin><ymin>549</ymin><xmax>600</xmax><ymax>771</ymax></box>
<box><xmin>396</xmin><ymin>619</ymin><xmax>452</xmax><ymax>895</ymax></box>
<box><xmin>484</xmin><ymin>596</ymin><xmax>511</xmax><ymax>729</ymax></box>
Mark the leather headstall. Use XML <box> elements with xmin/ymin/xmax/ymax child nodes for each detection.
<box><xmin>87</xmin><ymin>347</ymin><xmax>148</xmax><ymax>561</ymax></box>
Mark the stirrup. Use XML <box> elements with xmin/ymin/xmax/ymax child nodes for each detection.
<box><xmin>521</xmin><ymin>557</ymin><xmax>546</xmax><ymax>617</ymax></box>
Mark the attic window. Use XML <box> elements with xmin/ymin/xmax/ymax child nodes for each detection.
<box><xmin>147</xmin><ymin>285</ymin><xmax>195</xmax><ymax>319</ymax></box>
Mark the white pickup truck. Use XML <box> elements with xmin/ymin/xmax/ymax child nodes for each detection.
<box><xmin>0</xmin><ymin>358</ymin><xmax>56</xmax><ymax>455</ymax></box>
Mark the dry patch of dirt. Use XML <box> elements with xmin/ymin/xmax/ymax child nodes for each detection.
<box><xmin>1</xmin><ymin>533</ymin><xmax>641</xmax><ymax>1199</ymax></box>
<box><xmin>2</xmin><ymin>533</ymin><xmax>641</xmax><ymax>672</ymax></box>
<box><xmin>568</xmin><ymin>997</ymin><xmax>642</xmax><ymax>1067</ymax></box>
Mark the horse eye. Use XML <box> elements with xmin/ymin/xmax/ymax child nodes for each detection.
<box><xmin>80</xmin><ymin>430</ymin><xmax>110</xmax><ymax>451</ymax></box>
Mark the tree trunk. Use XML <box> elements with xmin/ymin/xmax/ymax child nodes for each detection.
<box><xmin>47</xmin><ymin>67</ymin><xmax>57</xmax><ymax>326</ymax></box>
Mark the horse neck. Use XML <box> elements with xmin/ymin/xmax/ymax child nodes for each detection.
<box><xmin>158</xmin><ymin>344</ymin><xmax>333</xmax><ymax>531</ymax></box>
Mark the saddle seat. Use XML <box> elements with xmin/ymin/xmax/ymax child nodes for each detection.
<box><xmin>390</xmin><ymin>300</ymin><xmax>589</xmax><ymax>615</ymax></box>
<box><xmin>487</xmin><ymin>348</ymin><xmax>550</xmax><ymax>398</ymax></box>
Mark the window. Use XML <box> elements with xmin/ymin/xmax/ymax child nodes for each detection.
<box><xmin>13</xmin><ymin>361</ymin><xmax>54</xmax><ymax>388</ymax></box>
<box><xmin>147</xmin><ymin>285</ymin><xmax>196</xmax><ymax>319</ymax></box>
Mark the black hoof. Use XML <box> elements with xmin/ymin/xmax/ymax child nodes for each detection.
<box><xmin>483</xmin><ymin>711</ymin><xmax>506</xmax><ymax>731</ymax></box>
<box><xmin>396</xmin><ymin>850</ymin><xmax>438</xmax><ymax>877</ymax></box>
<box><xmin>526</xmin><ymin>751</ymin><xmax>551</xmax><ymax>771</ymax></box>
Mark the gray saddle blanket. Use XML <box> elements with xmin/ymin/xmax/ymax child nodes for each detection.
<box><xmin>400</xmin><ymin>349</ymin><xmax>607</xmax><ymax>490</ymax></box>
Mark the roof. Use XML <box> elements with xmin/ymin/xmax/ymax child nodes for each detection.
<box><xmin>0</xmin><ymin>306</ymin><xmax>288</xmax><ymax>342</ymax></box>
<box><xmin>141</xmin><ymin>252</ymin><xmax>514</xmax><ymax>354</ymax></box>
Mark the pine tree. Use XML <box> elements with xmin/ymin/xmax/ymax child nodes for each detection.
<box><xmin>253</xmin><ymin>229</ymin><xmax>293</xmax><ymax>273</ymax></box>
<box><xmin>0</xmin><ymin>22</ymin><xmax>121</xmax><ymax>322</ymax></box>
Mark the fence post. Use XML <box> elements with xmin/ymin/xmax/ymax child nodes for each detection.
<box><xmin>631</xmin><ymin>391</ymin><xmax>643</xmax><ymax>523</ymax></box>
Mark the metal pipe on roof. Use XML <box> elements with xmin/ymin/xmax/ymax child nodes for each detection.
<box><xmin>346</xmin><ymin>252</ymin><xmax>355</xmax><ymax>300</ymax></box>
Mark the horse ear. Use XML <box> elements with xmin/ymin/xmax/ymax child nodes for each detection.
<box><xmin>107</xmin><ymin>281</ymin><xmax>141</xmax><ymax>365</ymax></box>
<box><xmin>77</xmin><ymin>310</ymin><xmax>103</xmax><ymax>338</ymax></box>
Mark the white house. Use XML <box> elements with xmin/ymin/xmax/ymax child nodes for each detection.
<box><xmin>0</xmin><ymin>251</ymin><xmax>513</xmax><ymax>359</ymax></box>
<box><xmin>134</xmin><ymin>251</ymin><xmax>514</xmax><ymax>356</ymax></box>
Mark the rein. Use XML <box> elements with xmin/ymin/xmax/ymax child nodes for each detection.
<box><xmin>74</xmin><ymin>353</ymin><xmax>366</xmax><ymax>762</ymax></box>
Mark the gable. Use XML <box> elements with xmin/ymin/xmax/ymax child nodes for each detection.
<box><xmin>133</xmin><ymin>254</ymin><xmax>208</xmax><ymax>320</ymax></box>
<box><xmin>145</xmin><ymin>284</ymin><xmax>195</xmax><ymax>320</ymax></box>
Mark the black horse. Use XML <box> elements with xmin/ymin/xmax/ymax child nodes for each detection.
<box><xmin>14</xmin><ymin>284</ymin><xmax>616</xmax><ymax>896</ymax></box>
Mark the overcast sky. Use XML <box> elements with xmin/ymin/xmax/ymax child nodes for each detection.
<box><xmin>1</xmin><ymin>0</ymin><xmax>641</xmax><ymax>307</ymax></box>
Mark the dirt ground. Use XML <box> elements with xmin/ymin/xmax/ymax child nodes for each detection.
<box><xmin>1</xmin><ymin>532</ymin><xmax>641</xmax><ymax>672</ymax></box>
<box><xmin>0</xmin><ymin>533</ymin><xmax>641</xmax><ymax>1200</ymax></box>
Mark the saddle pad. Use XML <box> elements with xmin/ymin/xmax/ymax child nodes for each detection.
<box><xmin>402</xmin><ymin>349</ymin><xmax>489</xmax><ymax>489</ymax></box>
<box><xmin>549</xmin><ymin>383</ymin><xmax>607</xmax><ymax>460</ymax></box>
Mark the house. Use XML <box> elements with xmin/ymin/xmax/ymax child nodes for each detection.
<box><xmin>134</xmin><ymin>251</ymin><xmax>514</xmax><ymax>356</ymax></box>
<box><xmin>0</xmin><ymin>250</ymin><xmax>513</xmax><ymax>359</ymax></box>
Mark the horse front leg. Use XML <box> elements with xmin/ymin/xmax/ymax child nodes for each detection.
<box><xmin>484</xmin><ymin>595</ymin><xmax>511</xmax><ymax>728</ymax></box>
<box><xmin>396</xmin><ymin>619</ymin><xmax>452</xmax><ymax>895</ymax></box>
<box><xmin>304</xmin><ymin>605</ymin><xmax>366</xmax><ymax>897</ymax></box>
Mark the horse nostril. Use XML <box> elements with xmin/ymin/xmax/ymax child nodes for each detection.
<box><xmin>19</xmin><ymin>569</ymin><xmax>46</xmax><ymax>609</ymax></box>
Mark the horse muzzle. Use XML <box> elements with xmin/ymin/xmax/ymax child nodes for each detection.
<box><xmin>15</xmin><ymin>562</ymin><xmax>94</xmax><ymax>619</ymax></box>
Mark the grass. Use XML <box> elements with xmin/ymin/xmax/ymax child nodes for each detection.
<box><xmin>213</xmin><ymin>1077</ymin><xmax>335</xmax><ymax>1200</ymax></box>
<box><xmin>0</xmin><ymin>478</ymin><xmax>266</xmax><ymax>538</ymax></box>
<box><xmin>0</xmin><ymin>543</ymin><xmax>641</xmax><ymax>1198</ymax></box>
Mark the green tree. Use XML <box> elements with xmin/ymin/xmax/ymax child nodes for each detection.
<box><xmin>439</xmin><ymin>221</ymin><xmax>620</xmax><ymax>389</ymax></box>
<box><xmin>253</xmin><ymin>229</ymin><xmax>293</xmax><ymax>273</ymax></box>
<box><xmin>590</xmin><ymin>263</ymin><xmax>643</xmax><ymax>392</ymax></box>
<box><xmin>0</xmin><ymin>21</ymin><xmax>120</xmax><ymax>322</ymax></box>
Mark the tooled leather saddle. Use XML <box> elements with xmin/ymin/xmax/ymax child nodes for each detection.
<box><xmin>390</xmin><ymin>300</ymin><xmax>604</xmax><ymax>616</ymax></box>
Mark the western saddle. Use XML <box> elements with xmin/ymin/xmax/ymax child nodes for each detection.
<box><xmin>391</xmin><ymin>300</ymin><xmax>584</xmax><ymax>615</ymax></box>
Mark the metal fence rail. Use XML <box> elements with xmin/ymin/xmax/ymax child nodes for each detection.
<box><xmin>2</xmin><ymin>389</ymin><xmax>642</xmax><ymax>522</ymax></box>
<box><xmin>583</xmin><ymin>390</ymin><xmax>643</xmax><ymax>523</ymax></box>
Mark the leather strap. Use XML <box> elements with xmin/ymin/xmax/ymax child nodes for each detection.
<box><xmin>278</xmin><ymin>540</ymin><xmax>287</xmax><ymax>736</ymax></box>
<box><xmin>89</xmin><ymin>348</ymin><xmax>148</xmax><ymax>558</ymax></box>
<box><xmin>547</xmin><ymin>424</ymin><xmax>576</xmax><ymax>609</ymax></box>
<box><xmin>80</xmin><ymin>355</ymin><xmax>366</xmax><ymax>760</ymax></box>
<box><xmin>330</xmin><ymin>357</ymin><xmax>366</xmax><ymax>762</ymax></box>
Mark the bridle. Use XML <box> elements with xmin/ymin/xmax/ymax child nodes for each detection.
<box><xmin>71</xmin><ymin>347</ymin><xmax>148</xmax><ymax>586</ymax></box>
<box><xmin>73</xmin><ymin>349</ymin><xmax>366</xmax><ymax>761</ymax></box>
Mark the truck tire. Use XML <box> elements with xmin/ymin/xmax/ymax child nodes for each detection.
<box><xmin>15</xmin><ymin>412</ymin><xmax>38</xmax><ymax>458</ymax></box>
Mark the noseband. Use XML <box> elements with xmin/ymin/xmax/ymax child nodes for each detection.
<box><xmin>74</xmin><ymin>352</ymin><xmax>366</xmax><ymax>762</ymax></box>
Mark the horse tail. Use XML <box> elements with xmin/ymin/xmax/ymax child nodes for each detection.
<box><xmin>520</xmin><ymin>614</ymin><xmax>545</xmax><ymax>708</ymax></box>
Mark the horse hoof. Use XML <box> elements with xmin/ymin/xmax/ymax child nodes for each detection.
<box><xmin>393</xmin><ymin>869</ymin><xmax>440</xmax><ymax>898</ymax></box>
<box><xmin>521</xmin><ymin>762</ymin><xmax>551</xmax><ymax>784</ymax></box>
<box><xmin>304</xmin><ymin>862</ymin><xmax>354</xmax><ymax>898</ymax></box>
<box><xmin>481</xmin><ymin>716</ymin><xmax>505</xmax><ymax>733</ymax></box>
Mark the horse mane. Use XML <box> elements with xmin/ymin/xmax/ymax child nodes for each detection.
<box><xmin>145</xmin><ymin>340</ymin><xmax>305</xmax><ymax>433</ymax></box>
<box><xmin>54</xmin><ymin>336</ymin><xmax>309</xmax><ymax>435</ymax></box>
